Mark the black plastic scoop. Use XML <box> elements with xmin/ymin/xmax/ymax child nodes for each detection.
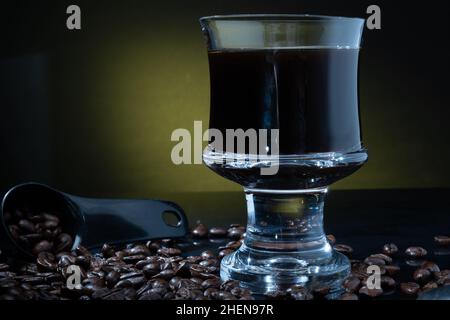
<box><xmin>0</xmin><ymin>182</ymin><xmax>189</xmax><ymax>259</ymax></box>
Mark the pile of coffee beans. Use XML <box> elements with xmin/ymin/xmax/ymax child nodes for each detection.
<box><xmin>0</xmin><ymin>222</ymin><xmax>252</xmax><ymax>300</ymax></box>
<box><xmin>0</xmin><ymin>220</ymin><xmax>448</xmax><ymax>300</ymax></box>
<box><xmin>338</xmin><ymin>244</ymin><xmax>449</xmax><ymax>300</ymax></box>
<box><xmin>4</xmin><ymin>208</ymin><xmax>73</xmax><ymax>256</ymax></box>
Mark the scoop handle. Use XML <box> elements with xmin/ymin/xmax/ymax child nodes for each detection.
<box><xmin>68</xmin><ymin>195</ymin><xmax>189</xmax><ymax>248</ymax></box>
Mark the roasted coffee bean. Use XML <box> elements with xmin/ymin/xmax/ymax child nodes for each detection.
<box><xmin>114</xmin><ymin>251</ymin><xmax>126</xmax><ymax>259</ymax></box>
<box><xmin>0</xmin><ymin>263</ymin><xmax>10</xmax><ymax>272</ymax></box>
<box><xmin>199</xmin><ymin>259</ymin><xmax>218</xmax><ymax>267</ymax></box>
<box><xmin>343</xmin><ymin>276</ymin><xmax>361</xmax><ymax>293</ymax></box>
<box><xmin>405</xmin><ymin>259</ymin><xmax>426</xmax><ymax>267</ymax></box>
<box><xmin>434</xmin><ymin>235</ymin><xmax>450</xmax><ymax>247</ymax></box>
<box><xmin>135</xmin><ymin>259</ymin><xmax>152</xmax><ymax>270</ymax></box>
<box><xmin>123</xmin><ymin>255</ymin><xmax>146</xmax><ymax>264</ymax></box>
<box><xmin>163</xmin><ymin>292</ymin><xmax>176</xmax><ymax>300</ymax></box>
<box><xmin>380</xmin><ymin>276</ymin><xmax>396</xmax><ymax>288</ymax></box>
<box><xmin>384</xmin><ymin>265</ymin><xmax>400</xmax><ymax>276</ymax></box>
<box><xmin>153</xmin><ymin>269</ymin><xmax>175</xmax><ymax>280</ymax></box>
<box><xmin>216</xmin><ymin>291</ymin><xmax>235</xmax><ymax>300</ymax></box>
<box><xmin>175</xmin><ymin>279</ymin><xmax>202</xmax><ymax>291</ymax></box>
<box><xmin>368</xmin><ymin>253</ymin><xmax>393</xmax><ymax>264</ymax></box>
<box><xmin>55</xmin><ymin>233</ymin><xmax>73</xmax><ymax>253</ymax></box>
<box><xmin>75</xmin><ymin>255</ymin><xmax>91</xmax><ymax>269</ymax></box>
<box><xmin>143</xmin><ymin>287</ymin><xmax>168</xmax><ymax>297</ymax></box>
<box><xmin>42</xmin><ymin>213</ymin><xmax>59</xmax><ymax>223</ymax></box>
<box><xmin>200</xmin><ymin>250</ymin><xmax>215</xmax><ymax>260</ymax></box>
<box><xmin>58</xmin><ymin>255</ymin><xmax>77</xmax><ymax>269</ymax></box>
<box><xmin>405</xmin><ymin>246</ymin><xmax>427</xmax><ymax>258</ymax></box>
<box><xmin>168</xmin><ymin>276</ymin><xmax>182</xmax><ymax>290</ymax></box>
<box><xmin>326</xmin><ymin>234</ymin><xmax>336</xmax><ymax>245</ymax></box>
<box><xmin>209</xmin><ymin>227</ymin><xmax>227</xmax><ymax>238</ymax></box>
<box><xmin>265</xmin><ymin>290</ymin><xmax>287</xmax><ymax>300</ymax></box>
<box><xmin>185</xmin><ymin>256</ymin><xmax>203</xmax><ymax>264</ymax></box>
<box><xmin>114</xmin><ymin>279</ymin><xmax>133</xmax><ymax>289</ymax></box>
<box><xmin>43</xmin><ymin>220</ymin><xmax>59</xmax><ymax>229</ymax></box>
<box><xmin>22</xmin><ymin>234</ymin><xmax>43</xmax><ymax>244</ymax></box>
<box><xmin>333</xmin><ymin>244</ymin><xmax>353</xmax><ymax>255</ymax></box>
<box><xmin>127</xmin><ymin>245</ymin><xmax>151</xmax><ymax>256</ymax></box>
<box><xmin>218</xmin><ymin>249</ymin><xmax>234</xmax><ymax>259</ymax></box>
<box><xmin>101</xmin><ymin>244</ymin><xmax>115</xmax><ymax>258</ymax></box>
<box><xmin>157</xmin><ymin>247</ymin><xmax>181</xmax><ymax>257</ymax></box>
<box><xmin>400</xmin><ymin>282</ymin><xmax>420</xmax><ymax>295</ymax></box>
<box><xmin>313</xmin><ymin>286</ymin><xmax>330</xmax><ymax>298</ymax></box>
<box><xmin>358</xmin><ymin>286</ymin><xmax>383</xmax><ymax>298</ymax></box>
<box><xmin>190</xmin><ymin>277</ymin><xmax>204</xmax><ymax>285</ymax></box>
<box><xmin>202</xmin><ymin>278</ymin><xmax>221</xmax><ymax>289</ymax></box>
<box><xmin>74</xmin><ymin>245</ymin><xmax>91</xmax><ymax>257</ymax></box>
<box><xmin>364</xmin><ymin>257</ymin><xmax>386</xmax><ymax>266</ymax></box>
<box><xmin>230</xmin><ymin>287</ymin><xmax>251</xmax><ymax>297</ymax></box>
<box><xmin>413</xmin><ymin>268</ymin><xmax>431</xmax><ymax>284</ymax></box>
<box><xmin>146</xmin><ymin>241</ymin><xmax>160</xmax><ymax>252</ymax></box>
<box><xmin>21</xmin><ymin>276</ymin><xmax>45</xmax><ymax>286</ymax></box>
<box><xmin>32</xmin><ymin>240</ymin><xmax>53</xmax><ymax>256</ymax></box>
<box><xmin>28</xmin><ymin>215</ymin><xmax>44</xmax><ymax>223</ymax></box>
<box><xmin>339</xmin><ymin>293</ymin><xmax>359</xmax><ymax>300</ymax></box>
<box><xmin>227</xmin><ymin>227</ymin><xmax>245</xmax><ymax>239</ymax></box>
<box><xmin>124</xmin><ymin>276</ymin><xmax>145</xmax><ymax>288</ymax></box>
<box><xmin>18</xmin><ymin>219</ymin><xmax>35</xmax><ymax>233</ymax></box>
<box><xmin>0</xmin><ymin>279</ymin><xmax>18</xmax><ymax>289</ymax></box>
<box><xmin>382</xmin><ymin>243</ymin><xmax>398</xmax><ymax>256</ymax></box>
<box><xmin>176</xmin><ymin>287</ymin><xmax>194</xmax><ymax>299</ymax></box>
<box><xmin>36</xmin><ymin>252</ymin><xmax>56</xmax><ymax>271</ymax></box>
<box><xmin>435</xmin><ymin>270</ymin><xmax>450</xmax><ymax>285</ymax></box>
<box><xmin>421</xmin><ymin>261</ymin><xmax>440</xmax><ymax>273</ymax></box>
<box><xmin>105</xmin><ymin>271</ymin><xmax>120</xmax><ymax>288</ymax></box>
<box><xmin>82</xmin><ymin>277</ymin><xmax>106</xmax><ymax>294</ymax></box>
<box><xmin>219</xmin><ymin>240</ymin><xmax>242</xmax><ymax>251</ymax></box>
<box><xmin>204</xmin><ymin>287</ymin><xmax>219</xmax><ymax>298</ymax></box>
<box><xmin>143</xmin><ymin>263</ymin><xmax>161</xmax><ymax>278</ymax></box>
<box><xmin>138</xmin><ymin>290</ymin><xmax>161</xmax><ymax>300</ymax></box>
<box><xmin>220</xmin><ymin>280</ymin><xmax>239</xmax><ymax>291</ymax></box>
<box><xmin>173</xmin><ymin>261</ymin><xmax>191</xmax><ymax>278</ymax></box>
<box><xmin>422</xmin><ymin>281</ymin><xmax>438</xmax><ymax>292</ymax></box>
<box><xmin>192</xmin><ymin>223</ymin><xmax>208</xmax><ymax>238</ymax></box>
<box><xmin>52</xmin><ymin>227</ymin><xmax>62</xmax><ymax>237</ymax></box>
<box><xmin>8</xmin><ymin>225</ymin><xmax>21</xmax><ymax>239</ymax></box>
<box><xmin>159</xmin><ymin>261</ymin><xmax>173</xmax><ymax>271</ymax></box>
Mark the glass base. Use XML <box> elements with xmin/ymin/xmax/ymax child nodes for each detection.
<box><xmin>221</xmin><ymin>244</ymin><xmax>350</xmax><ymax>297</ymax></box>
<box><xmin>220</xmin><ymin>187</ymin><xmax>350</xmax><ymax>297</ymax></box>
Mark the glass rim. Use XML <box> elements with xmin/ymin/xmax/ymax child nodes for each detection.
<box><xmin>199</xmin><ymin>14</ymin><xmax>365</xmax><ymax>23</ymax></box>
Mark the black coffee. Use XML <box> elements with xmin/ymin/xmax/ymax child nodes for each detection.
<box><xmin>208</xmin><ymin>48</ymin><xmax>362</xmax><ymax>154</ymax></box>
<box><xmin>205</xmin><ymin>48</ymin><xmax>366</xmax><ymax>189</ymax></box>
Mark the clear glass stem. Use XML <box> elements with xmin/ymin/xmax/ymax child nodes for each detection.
<box><xmin>245</xmin><ymin>188</ymin><xmax>330</xmax><ymax>254</ymax></box>
<box><xmin>220</xmin><ymin>188</ymin><xmax>350</xmax><ymax>296</ymax></box>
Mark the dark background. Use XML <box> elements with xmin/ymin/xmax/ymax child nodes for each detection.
<box><xmin>1</xmin><ymin>0</ymin><xmax>449</xmax><ymax>205</ymax></box>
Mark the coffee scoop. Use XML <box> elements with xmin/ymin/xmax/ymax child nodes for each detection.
<box><xmin>0</xmin><ymin>182</ymin><xmax>188</xmax><ymax>259</ymax></box>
